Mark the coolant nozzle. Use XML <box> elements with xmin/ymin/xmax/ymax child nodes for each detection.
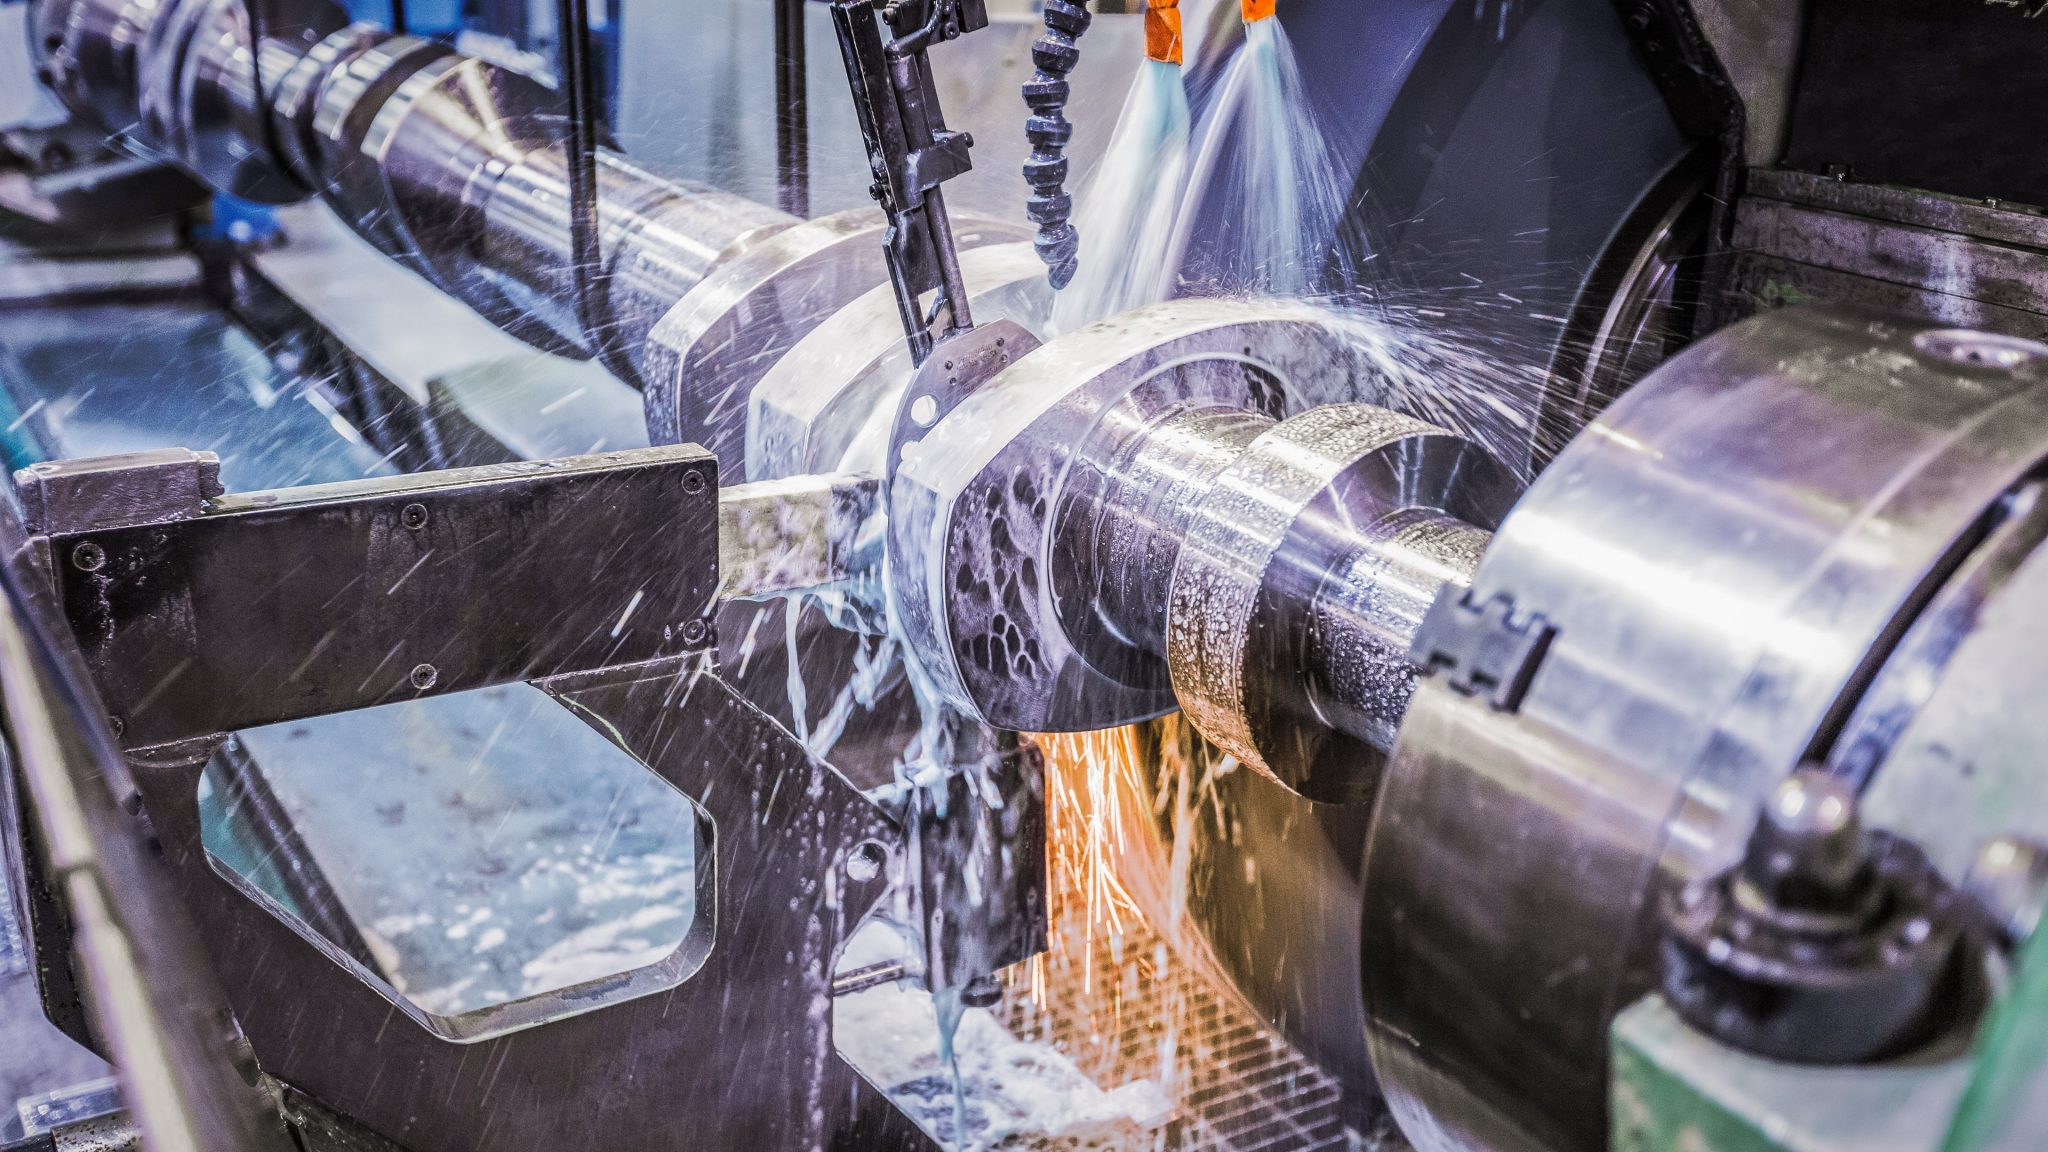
<box><xmin>1146</xmin><ymin>0</ymin><xmax>1183</xmax><ymax>64</ymax></box>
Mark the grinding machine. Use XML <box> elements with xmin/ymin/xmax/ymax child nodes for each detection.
<box><xmin>0</xmin><ymin>1</ymin><xmax>2044</xmax><ymax>1151</ymax></box>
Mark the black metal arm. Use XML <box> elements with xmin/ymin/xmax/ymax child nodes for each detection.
<box><xmin>828</xmin><ymin>0</ymin><xmax>987</xmax><ymax>365</ymax></box>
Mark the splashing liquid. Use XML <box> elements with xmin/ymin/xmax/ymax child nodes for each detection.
<box><xmin>1051</xmin><ymin>58</ymin><xmax>1192</xmax><ymax>333</ymax></box>
<box><xmin>1168</xmin><ymin>14</ymin><xmax>1356</xmax><ymax>298</ymax></box>
<box><xmin>816</xmin><ymin>6</ymin><xmax>1542</xmax><ymax>1139</ymax></box>
<box><xmin>932</xmin><ymin>985</ymin><xmax>971</xmax><ymax>1145</ymax></box>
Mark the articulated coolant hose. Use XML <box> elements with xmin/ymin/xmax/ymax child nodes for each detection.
<box><xmin>1050</xmin><ymin>1</ymin><xmax>1190</xmax><ymax>330</ymax></box>
<box><xmin>1030</xmin><ymin>0</ymin><xmax>1279</xmax><ymax>297</ymax></box>
<box><xmin>1024</xmin><ymin>0</ymin><xmax>1092</xmax><ymax>287</ymax></box>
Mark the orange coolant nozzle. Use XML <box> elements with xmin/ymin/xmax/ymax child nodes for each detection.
<box><xmin>1242</xmin><ymin>0</ymin><xmax>1275</xmax><ymax>21</ymax></box>
<box><xmin>1146</xmin><ymin>0</ymin><xmax>1183</xmax><ymax>64</ymax></box>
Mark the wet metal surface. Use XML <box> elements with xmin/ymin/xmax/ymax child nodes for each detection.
<box><xmin>44</xmin><ymin>444</ymin><xmax>719</xmax><ymax>748</ymax></box>
<box><xmin>0</xmin><ymin>278</ymin><xmax>715</xmax><ymax>1115</ymax></box>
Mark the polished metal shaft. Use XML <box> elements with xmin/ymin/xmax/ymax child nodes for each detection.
<box><xmin>1071</xmin><ymin>405</ymin><xmax>1273</xmax><ymax>656</ymax></box>
<box><xmin>1307</xmin><ymin>508</ymin><xmax>1492</xmax><ymax>756</ymax></box>
<box><xmin>35</xmin><ymin>0</ymin><xmax>795</xmax><ymax>378</ymax></box>
<box><xmin>461</xmin><ymin>144</ymin><xmax>794</xmax><ymax>363</ymax></box>
<box><xmin>1062</xmin><ymin>403</ymin><xmax>1494</xmax><ymax>771</ymax></box>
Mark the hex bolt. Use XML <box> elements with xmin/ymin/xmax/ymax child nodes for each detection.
<box><xmin>681</xmin><ymin>618</ymin><xmax>710</xmax><ymax>646</ymax></box>
<box><xmin>1964</xmin><ymin>835</ymin><xmax>2048</xmax><ymax>945</ymax></box>
<box><xmin>409</xmin><ymin>663</ymin><xmax>439</xmax><ymax>691</ymax></box>
<box><xmin>71</xmin><ymin>541</ymin><xmax>105</xmax><ymax>572</ymax></box>
<box><xmin>401</xmin><ymin>503</ymin><xmax>429</xmax><ymax>530</ymax></box>
<box><xmin>681</xmin><ymin>468</ymin><xmax>707</xmax><ymax>496</ymax></box>
<box><xmin>846</xmin><ymin>840</ymin><xmax>887</xmax><ymax>883</ymax></box>
<box><xmin>1740</xmin><ymin>768</ymin><xmax>1867</xmax><ymax>911</ymax></box>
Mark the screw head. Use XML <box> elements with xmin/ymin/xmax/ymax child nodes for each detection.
<box><xmin>681</xmin><ymin>469</ymin><xmax>707</xmax><ymax>496</ymax></box>
<box><xmin>1966</xmin><ymin>835</ymin><xmax>2048</xmax><ymax>944</ymax></box>
<box><xmin>1742</xmin><ymin>768</ymin><xmax>1866</xmax><ymax>909</ymax></box>
<box><xmin>680</xmin><ymin>618</ymin><xmax>710</xmax><ymax>646</ymax></box>
<box><xmin>409</xmin><ymin>663</ymin><xmax>438</xmax><ymax>690</ymax></box>
<box><xmin>401</xmin><ymin>503</ymin><xmax>429</xmax><ymax>530</ymax></box>
<box><xmin>71</xmin><ymin>541</ymin><xmax>105</xmax><ymax>572</ymax></box>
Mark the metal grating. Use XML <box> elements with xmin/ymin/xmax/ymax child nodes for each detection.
<box><xmin>999</xmin><ymin>889</ymin><xmax>1349</xmax><ymax>1151</ymax></box>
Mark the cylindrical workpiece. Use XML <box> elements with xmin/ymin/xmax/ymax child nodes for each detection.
<box><xmin>1308</xmin><ymin>508</ymin><xmax>1494</xmax><ymax>758</ymax></box>
<box><xmin>1165</xmin><ymin>404</ymin><xmax>1512</xmax><ymax>803</ymax></box>
<box><xmin>35</xmin><ymin>0</ymin><xmax>797</xmax><ymax>376</ymax></box>
<box><xmin>310</xmin><ymin>40</ymin><xmax>794</xmax><ymax>370</ymax></box>
<box><xmin>1054</xmin><ymin>397</ymin><xmax>1513</xmax><ymax>804</ymax></box>
<box><xmin>1064</xmin><ymin>404</ymin><xmax>1274</xmax><ymax>661</ymax></box>
<box><xmin>467</xmin><ymin>145</ymin><xmax>794</xmax><ymax>365</ymax></box>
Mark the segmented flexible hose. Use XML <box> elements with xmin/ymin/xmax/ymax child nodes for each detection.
<box><xmin>1024</xmin><ymin>0</ymin><xmax>1091</xmax><ymax>289</ymax></box>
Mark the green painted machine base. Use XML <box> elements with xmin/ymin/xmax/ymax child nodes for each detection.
<box><xmin>1611</xmin><ymin>997</ymin><xmax>1972</xmax><ymax>1152</ymax></box>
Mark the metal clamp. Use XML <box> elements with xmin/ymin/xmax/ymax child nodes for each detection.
<box><xmin>1409</xmin><ymin>586</ymin><xmax>1556</xmax><ymax>713</ymax></box>
<box><xmin>1660</xmin><ymin>770</ymin><xmax>1974</xmax><ymax>1063</ymax></box>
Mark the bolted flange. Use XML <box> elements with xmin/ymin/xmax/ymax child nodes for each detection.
<box><xmin>1660</xmin><ymin>769</ymin><xmax>1972</xmax><ymax>1064</ymax></box>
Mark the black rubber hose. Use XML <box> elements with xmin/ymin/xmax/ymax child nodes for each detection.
<box><xmin>1024</xmin><ymin>0</ymin><xmax>1090</xmax><ymax>289</ymax></box>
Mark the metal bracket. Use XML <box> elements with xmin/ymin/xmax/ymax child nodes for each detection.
<box><xmin>0</xmin><ymin>440</ymin><xmax>1033</xmax><ymax>1148</ymax></box>
<box><xmin>877</xmin><ymin>320</ymin><xmax>1052</xmax><ymax>997</ymax></box>
<box><xmin>885</xmin><ymin>318</ymin><xmax>1039</xmax><ymax>494</ymax></box>
<box><xmin>19</xmin><ymin>444</ymin><xmax>720</xmax><ymax>750</ymax></box>
<box><xmin>829</xmin><ymin>0</ymin><xmax>988</xmax><ymax>363</ymax></box>
<box><xmin>882</xmin><ymin>319</ymin><xmax>1039</xmax><ymax>727</ymax></box>
<box><xmin>908</xmin><ymin>732</ymin><xmax>1047</xmax><ymax>995</ymax></box>
<box><xmin>117</xmin><ymin>659</ymin><xmax>917</xmax><ymax>1152</ymax></box>
<box><xmin>16</xmin><ymin>448</ymin><xmax>223</xmax><ymax>535</ymax></box>
<box><xmin>1409</xmin><ymin>585</ymin><xmax>1557</xmax><ymax>713</ymax></box>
